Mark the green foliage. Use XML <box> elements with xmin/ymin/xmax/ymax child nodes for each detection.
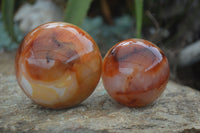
<box><xmin>0</xmin><ymin>14</ymin><xmax>22</xmax><ymax>50</ymax></box>
<box><xmin>64</xmin><ymin>0</ymin><xmax>92</xmax><ymax>27</ymax></box>
<box><xmin>82</xmin><ymin>15</ymin><xmax>134</xmax><ymax>52</ymax></box>
<box><xmin>1</xmin><ymin>0</ymin><xmax>18</xmax><ymax>42</ymax></box>
<box><xmin>134</xmin><ymin>0</ymin><xmax>143</xmax><ymax>38</ymax></box>
<box><xmin>0</xmin><ymin>0</ymin><xmax>143</xmax><ymax>51</ymax></box>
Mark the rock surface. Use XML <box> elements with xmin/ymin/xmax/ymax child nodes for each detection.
<box><xmin>0</xmin><ymin>51</ymin><xmax>200</xmax><ymax>133</ymax></box>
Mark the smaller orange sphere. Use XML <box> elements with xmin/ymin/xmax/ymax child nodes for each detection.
<box><xmin>102</xmin><ymin>39</ymin><xmax>170</xmax><ymax>107</ymax></box>
<box><xmin>15</xmin><ymin>22</ymin><xmax>102</xmax><ymax>109</ymax></box>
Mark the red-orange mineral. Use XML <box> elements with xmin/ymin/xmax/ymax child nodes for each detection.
<box><xmin>15</xmin><ymin>22</ymin><xmax>102</xmax><ymax>109</ymax></box>
<box><xmin>102</xmin><ymin>39</ymin><xmax>169</xmax><ymax>107</ymax></box>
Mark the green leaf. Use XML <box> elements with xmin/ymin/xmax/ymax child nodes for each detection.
<box><xmin>1</xmin><ymin>0</ymin><xmax>18</xmax><ymax>42</ymax></box>
<box><xmin>134</xmin><ymin>0</ymin><xmax>143</xmax><ymax>38</ymax></box>
<box><xmin>64</xmin><ymin>0</ymin><xmax>92</xmax><ymax>27</ymax></box>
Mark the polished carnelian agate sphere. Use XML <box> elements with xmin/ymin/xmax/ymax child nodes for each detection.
<box><xmin>15</xmin><ymin>22</ymin><xmax>102</xmax><ymax>109</ymax></box>
<box><xmin>102</xmin><ymin>39</ymin><xmax>169</xmax><ymax>107</ymax></box>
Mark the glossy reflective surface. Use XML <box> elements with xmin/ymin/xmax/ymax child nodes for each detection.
<box><xmin>15</xmin><ymin>22</ymin><xmax>102</xmax><ymax>109</ymax></box>
<box><xmin>102</xmin><ymin>39</ymin><xmax>169</xmax><ymax>107</ymax></box>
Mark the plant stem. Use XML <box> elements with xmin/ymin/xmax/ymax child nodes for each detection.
<box><xmin>64</xmin><ymin>0</ymin><xmax>92</xmax><ymax>27</ymax></box>
<box><xmin>135</xmin><ymin>0</ymin><xmax>143</xmax><ymax>38</ymax></box>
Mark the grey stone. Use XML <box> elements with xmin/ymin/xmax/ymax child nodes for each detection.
<box><xmin>14</xmin><ymin>0</ymin><xmax>63</xmax><ymax>34</ymax></box>
<box><xmin>0</xmin><ymin>51</ymin><xmax>200</xmax><ymax>133</ymax></box>
<box><xmin>179</xmin><ymin>40</ymin><xmax>200</xmax><ymax>66</ymax></box>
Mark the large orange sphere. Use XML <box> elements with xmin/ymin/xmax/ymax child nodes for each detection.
<box><xmin>102</xmin><ymin>39</ymin><xmax>169</xmax><ymax>107</ymax></box>
<box><xmin>15</xmin><ymin>22</ymin><xmax>102</xmax><ymax>109</ymax></box>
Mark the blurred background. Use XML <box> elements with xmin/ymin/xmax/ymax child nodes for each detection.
<box><xmin>0</xmin><ymin>0</ymin><xmax>200</xmax><ymax>90</ymax></box>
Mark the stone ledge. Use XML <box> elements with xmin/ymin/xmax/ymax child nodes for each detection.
<box><xmin>0</xmin><ymin>74</ymin><xmax>200</xmax><ymax>133</ymax></box>
<box><xmin>0</xmin><ymin>52</ymin><xmax>200</xmax><ymax>133</ymax></box>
